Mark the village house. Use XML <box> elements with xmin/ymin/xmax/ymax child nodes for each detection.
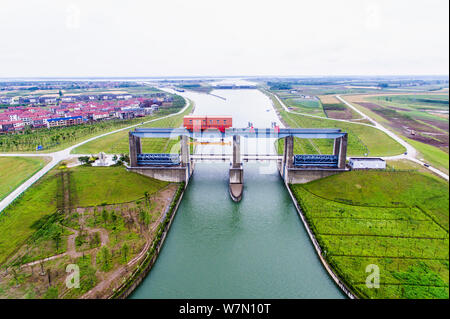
<box><xmin>46</xmin><ymin>116</ymin><xmax>84</xmax><ymax>128</ymax></box>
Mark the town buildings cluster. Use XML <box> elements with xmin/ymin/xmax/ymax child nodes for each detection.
<box><xmin>0</xmin><ymin>92</ymin><xmax>174</xmax><ymax>132</ymax></box>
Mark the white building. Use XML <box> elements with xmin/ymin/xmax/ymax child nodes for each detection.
<box><xmin>349</xmin><ymin>157</ymin><xmax>386</xmax><ymax>170</ymax></box>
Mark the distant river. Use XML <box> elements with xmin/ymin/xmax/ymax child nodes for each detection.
<box><xmin>130</xmin><ymin>89</ymin><xmax>344</xmax><ymax>298</ymax></box>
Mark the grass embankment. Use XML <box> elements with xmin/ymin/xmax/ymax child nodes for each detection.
<box><xmin>290</xmin><ymin>171</ymin><xmax>449</xmax><ymax>299</ymax></box>
<box><xmin>266</xmin><ymin>91</ymin><xmax>406</xmax><ymax>156</ymax></box>
<box><xmin>72</xmin><ymin>100</ymin><xmax>193</xmax><ymax>155</ymax></box>
<box><xmin>406</xmin><ymin>138</ymin><xmax>449</xmax><ymax>174</ymax></box>
<box><xmin>0</xmin><ymin>166</ymin><xmax>168</xmax><ymax>265</ymax></box>
<box><xmin>0</xmin><ymin>156</ymin><xmax>50</xmax><ymax>201</ymax></box>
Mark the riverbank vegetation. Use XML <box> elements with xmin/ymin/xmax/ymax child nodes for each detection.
<box><xmin>0</xmin><ymin>165</ymin><xmax>178</xmax><ymax>298</ymax></box>
<box><xmin>290</xmin><ymin>171</ymin><xmax>449</xmax><ymax>299</ymax></box>
<box><xmin>0</xmin><ymin>156</ymin><xmax>50</xmax><ymax>201</ymax></box>
<box><xmin>72</xmin><ymin>100</ymin><xmax>193</xmax><ymax>155</ymax></box>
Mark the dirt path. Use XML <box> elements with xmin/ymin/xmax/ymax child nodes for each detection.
<box><xmin>80</xmin><ymin>184</ymin><xmax>178</xmax><ymax>299</ymax></box>
<box><xmin>21</xmin><ymin>225</ymin><xmax>109</xmax><ymax>269</ymax></box>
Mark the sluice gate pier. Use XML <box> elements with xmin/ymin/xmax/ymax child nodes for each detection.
<box><xmin>128</xmin><ymin>128</ymin><xmax>348</xmax><ymax>202</ymax></box>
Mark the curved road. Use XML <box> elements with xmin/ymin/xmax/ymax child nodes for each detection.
<box><xmin>271</xmin><ymin>91</ymin><xmax>448</xmax><ymax>181</ymax></box>
<box><xmin>0</xmin><ymin>98</ymin><xmax>191</xmax><ymax>213</ymax></box>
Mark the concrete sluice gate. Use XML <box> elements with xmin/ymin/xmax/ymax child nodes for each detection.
<box><xmin>127</xmin><ymin>128</ymin><xmax>348</xmax><ymax>202</ymax></box>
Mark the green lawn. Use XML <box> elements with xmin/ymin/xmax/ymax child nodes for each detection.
<box><xmin>68</xmin><ymin>166</ymin><xmax>168</xmax><ymax>207</ymax></box>
<box><xmin>290</xmin><ymin>171</ymin><xmax>449</xmax><ymax>299</ymax></box>
<box><xmin>0</xmin><ymin>156</ymin><xmax>50</xmax><ymax>201</ymax></box>
<box><xmin>406</xmin><ymin>138</ymin><xmax>449</xmax><ymax>174</ymax></box>
<box><xmin>267</xmin><ymin>91</ymin><xmax>406</xmax><ymax>156</ymax></box>
<box><xmin>0</xmin><ymin>165</ymin><xmax>169</xmax><ymax>265</ymax></box>
<box><xmin>72</xmin><ymin>100</ymin><xmax>193</xmax><ymax>154</ymax></box>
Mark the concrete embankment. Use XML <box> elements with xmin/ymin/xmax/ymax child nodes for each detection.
<box><xmin>283</xmin><ymin>180</ymin><xmax>357</xmax><ymax>299</ymax></box>
<box><xmin>110</xmin><ymin>182</ymin><xmax>186</xmax><ymax>299</ymax></box>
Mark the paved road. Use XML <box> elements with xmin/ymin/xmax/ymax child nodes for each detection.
<box><xmin>271</xmin><ymin>91</ymin><xmax>448</xmax><ymax>181</ymax></box>
<box><xmin>0</xmin><ymin>98</ymin><xmax>191</xmax><ymax>213</ymax></box>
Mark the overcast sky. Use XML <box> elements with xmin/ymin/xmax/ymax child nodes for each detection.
<box><xmin>0</xmin><ymin>0</ymin><xmax>448</xmax><ymax>77</ymax></box>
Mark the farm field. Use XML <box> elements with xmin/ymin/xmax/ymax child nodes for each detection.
<box><xmin>0</xmin><ymin>85</ymin><xmax>162</xmax><ymax>98</ymax></box>
<box><xmin>0</xmin><ymin>165</ymin><xmax>179</xmax><ymax>299</ymax></box>
<box><xmin>290</xmin><ymin>170</ymin><xmax>449</xmax><ymax>299</ymax></box>
<box><xmin>72</xmin><ymin>100</ymin><xmax>193</xmax><ymax>155</ymax></box>
<box><xmin>267</xmin><ymin>91</ymin><xmax>406</xmax><ymax>157</ymax></box>
<box><xmin>345</xmin><ymin>93</ymin><xmax>449</xmax><ymax>173</ymax></box>
<box><xmin>318</xmin><ymin>95</ymin><xmax>361</xmax><ymax>120</ymax></box>
<box><xmin>0</xmin><ymin>156</ymin><xmax>50</xmax><ymax>201</ymax></box>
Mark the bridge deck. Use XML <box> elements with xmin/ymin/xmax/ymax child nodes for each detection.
<box><xmin>191</xmin><ymin>154</ymin><xmax>282</xmax><ymax>161</ymax></box>
<box><xmin>130</xmin><ymin>127</ymin><xmax>346</xmax><ymax>139</ymax></box>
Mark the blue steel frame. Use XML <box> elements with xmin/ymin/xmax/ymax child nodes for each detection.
<box><xmin>130</xmin><ymin>127</ymin><xmax>346</xmax><ymax>139</ymax></box>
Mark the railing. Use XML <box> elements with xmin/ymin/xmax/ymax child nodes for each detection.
<box><xmin>293</xmin><ymin>154</ymin><xmax>338</xmax><ymax>167</ymax></box>
<box><xmin>137</xmin><ymin>153</ymin><xmax>180</xmax><ymax>166</ymax></box>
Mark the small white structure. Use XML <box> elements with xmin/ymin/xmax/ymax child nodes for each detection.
<box><xmin>349</xmin><ymin>157</ymin><xmax>386</xmax><ymax>170</ymax></box>
<box><xmin>92</xmin><ymin>152</ymin><xmax>115</xmax><ymax>167</ymax></box>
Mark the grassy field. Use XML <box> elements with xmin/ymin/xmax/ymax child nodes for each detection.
<box><xmin>72</xmin><ymin>100</ymin><xmax>193</xmax><ymax>154</ymax></box>
<box><xmin>290</xmin><ymin>171</ymin><xmax>449</xmax><ymax>299</ymax></box>
<box><xmin>0</xmin><ymin>165</ymin><xmax>169</xmax><ymax>265</ymax></box>
<box><xmin>267</xmin><ymin>91</ymin><xmax>406</xmax><ymax>156</ymax></box>
<box><xmin>284</xmin><ymin>98</ymin><xmax>326</xmax><ymax>117</ymax></box>
<box><xmin>0</xmin><ymin>156</ymin><xmax>50</xmax><ymax>201</ymax></box>
<box><xmin>368</xmin><ymin>94</ymin><xmax>448</xmax><ymax>110</ymax></box>
<box><xmin>319</xmin><ymin>95</ymin><xmax>361</xmax><ymax>120</ymax></box>
<box><xmin>406</xmin><ymin>138</ymin><xmax>449</xmax><ymax>174</ymax></box>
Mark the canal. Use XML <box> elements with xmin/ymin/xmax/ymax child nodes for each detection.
<box><xmin>130</xmin><ymin>88</ymin><xmax>344</xmax><ymax>298</ymax></box>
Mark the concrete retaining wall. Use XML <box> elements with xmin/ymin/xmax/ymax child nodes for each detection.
<box><xmin>128</xmin><ymin>166</ymin><xmax>188</xmax><ymax>183</ymax></box>
<box><xmin>286</xmin><ymin>168</ymin><xmax>345</xmax><ymax>184</ymax></box>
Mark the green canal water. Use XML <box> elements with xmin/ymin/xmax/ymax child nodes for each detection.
<box><xmin>130</xmin><ymin>88</ymin><xmax>344</xmax><ymax>298</ymax></box>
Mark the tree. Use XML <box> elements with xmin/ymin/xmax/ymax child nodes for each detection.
<box><xmin>101</xmin><ymin>209</ymin><xmax>109</xmax><ymax>224</ymax></box>
<box><xmin>93</xmin><ymin>207</ymin><xmax>98</xmax><ymax>225</ymax></box>
<box><xmin>121</xmin><ymin>243</ymin><xmax>129</xmax><ymax>263</ymax></box>
<box><xmin>52</xmin><ymin>229</ymin><xmax>62</xmax><ymax>251</ymax></box>
<box><xmin>98</xmin><ymin>247</ymin><xmax>111</xmax><ymax>271</ymax></box>
<box><xmin>91</xmin><ymin>232</ymin><xmax>101</xmax><ymax>248</ymax></box>
<box><xmin>144</xmin><ymin>191</ymin><xmax>150</xmax><ymax>207</ymax></box>
<box><xmin>110</xmin><ymin>210</ymin><xmax>117</xmax><ymax>224</ymax></box>
<box><xmin>139</xmin><ymin>208</ymin><xmax>150</xmax><ymax>226</ymax></box>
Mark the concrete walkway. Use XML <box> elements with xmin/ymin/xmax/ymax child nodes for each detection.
<box><xmin>0</xmin><ymin>98</ymin><xmax>191</xmax><ymax>213</ymax></box>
